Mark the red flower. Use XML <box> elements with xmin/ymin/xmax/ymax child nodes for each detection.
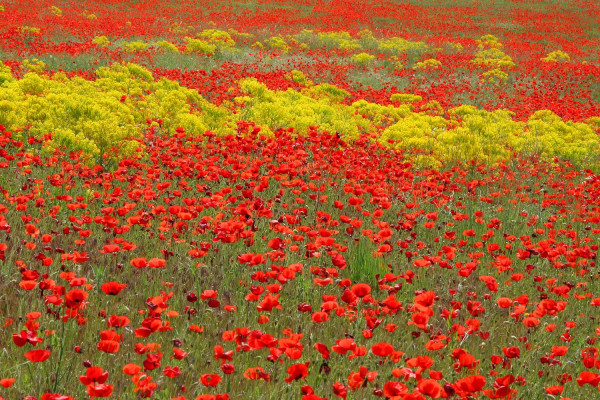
<box><xmin>418</xmin><ymin>379</ymin><xmax>443</xmax><ymax>398</ymax></box>
<box><xmin>64</xmin><ymin>289</ymin><xmax>88</xmax><ymax>309</ymax></box>
<box><xmin>24</xmin><ymin>349</ymin><xmax>51</xmax><ymax>362</ymax></box>
<box><xmin>101</xmin><ymin>281</ymin><xmax>127</xmax><ymax>295</ymax></box>
<box><xmin>455</xmin><ymin>375</ymin><xmax>486</xmax><ymax>393</ymax></box>
<box><xmin>383</xmin><ymin>381</ymin><xmax>408</xmax><ymax>399</ymax></box>
<box><xmin>199</xmin><ymin>374</ymin><xmax>222</xmax><ymax>387</ymax></box>
<box><xmin>79</xmin><ymin>366</ymin><xmax>109</xmax><ymax>385</ymax></box>
<box><xmin>350</xmin><ymin>283</ymin><xmax>371</xmax><ymax>298</ymax></box>
<box><xmin>87</xmin><ymin>384</ymin><xmax>114</xmax><ymax>397</ymax></box>
<box><xmin>371</xmin><ymin>342</ymin><xmax>394</xmax><ymax>357</ymax></box>
<box><xmin>285</xmin><ymin>362</ymin><xmax>309</xmax><ymax>383</ymax></box>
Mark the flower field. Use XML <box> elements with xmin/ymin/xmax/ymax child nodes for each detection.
<box><xmin>1</xmin><ymin>0</ymin><xmax>600</xmax><ymax>399</ymax></box>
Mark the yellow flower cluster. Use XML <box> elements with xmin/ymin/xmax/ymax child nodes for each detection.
<box><xmin>154</xmin><ymin>40</ymin><xmax>180</xmax><ymax>53</ymax></box>
<box><xmin>124</xmin><ymin>41</ymin><xmax>149</xmax><ymax>52</ymax></box>
<box><xmin>472</xmin><ymin>35</ymin><xmax>515</xmax><ymax>70</ymax></box>
<box><xmin>263</xmin><ymin>36</ymin><xmax>290</xmax><ymax>53</ymax></box>
<box><xmin>2</xmin><ymin>62</ymin><xmax>598</xmax><ymax>170</ymax></box>
<box><xmin>481</xmin><ymin>68</ymin><xmax>509</xmax><ymax>84</ymax></box>
<box><xmin>0</xmin><ymin>63</ymin><xmax>232</xmax><ymax>163</ymax></box>
<box><xmin>50</xmin><ymin>6</ymin><xmax>62</xmax><ymax>17</ymax></box>
<box><xmin>352</xmin><ymin>52</ymin><xmax>375</xmax><ymax>65</ymax></box>
<box><xmin>541</xmin><ymin>50</ymin><xmax>570</xmax><ymax>62</ymax></box>
<box><xmin>92</xmin><ymin>36</ymin><xmax>111</xmax><ymax>47</ymax></box>
<box><xmin>293</xmin><ymin>30</ymin><xmax>362</xmax><ymax>51</ymax></box>
<box><xmin>198</xmin><ymin>29</ymin><xmax>236</xmax><ymax>49</ymax></box>
<box><xmin>413</xmin><ymin>59</ymin><xmax>442</xmax><ymax>70</ymax></box>
<box><xmin>20</xmin><ymin>26</ymin><xmax>40</xmax><ymax>35</ymax></box>
<box><xmin>184</xmin><ymin>37</ymin><xmax>216</xmax><ymax>55</ymax></box>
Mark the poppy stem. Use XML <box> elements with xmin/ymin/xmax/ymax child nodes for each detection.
<box><xmin>52</xmin><ymin>318</ymin><xmax>67</xmax><ymax>393</ymax></box>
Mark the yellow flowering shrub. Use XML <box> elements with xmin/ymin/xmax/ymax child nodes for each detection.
<box><xmin>235</xmin><ymin>78</ymin><xmax>365</xmax><ymax>140</ymax></box>
<box><xmin>92</xmin><ymin>36</ymin><xmax>111</xmax><ymax>47</ymax></box>
<box><xmin>541</xmin><ymin>50</ymin><xmax>570</xmax><ymax>62</ymax></box>
<box><xmin>390</xmin><ymin>93</ymin><xmax>422</xmax><ymax>103</ymax></box>
<box><xmin>81</xmin><ymin>11</ymin><xmax>97</xmax><ymax>20</ymax></box>
<box><xmin>413</xmin><ymin>59</ymin><xmax>442</xmax><ymax>70</ymax></box>
<box><xmin>289</xmin><ymin>70</ymin><xmax>312</xmax><ymax>85</ymax></box>
<box><xmin>20</xmin><ymin>26</ymin><xmax>40</xmax><ymax>35</ymax></box>
<box><xmin>476</xmin><ymin>34</ymin><xmax>503</xmax><ymax>50</ymax></box>
<box><xmin>0</xmin><ymin>63</ymin><xmax>232</xmax><ymax>163</ymax></box>
<box><xmin>184</xmin><ymin>37</ymin><xmax>216</xmax><ymax>55</ymax></box>
<box><xmin>377</xmin><ymin>36</ymin><xmax>429</xmax><ymax>55</ymax></box>
<box><xmin>23</xmin><ymin>59</ymin><xmax>46</xmax><ymax>74</ymax></box>
<box><xmin>294</xmin><ymin>30</ymin><xmax>362</xmax><ymax>50</ymax></box>
<box><xmin>472</xmin><ymin>35</ymin><xmax>515</xmax><ymax>69</ymax></box>
<box><xmin>352</xmin><ymin>52</ymin><xmax>375</xmax><ymax>65</ymax></box>
<box><xmin>154</xmin><ymin>40</ymin><xmax>180</xmax><ymax>53</ymax></box>
<box><xmin>1</xmin><ymin>62</ymin><xmax>598</xmax><ymax>170</ymax></box>
<box><xmin>124</xmin><ymin>41</ymin><xmax>149</xmax><ymax>52</ymax></box>
<box><xmin>472</xmin><ymin>48</ymin><xmax>515</xmax><ymax>69</ymax></box>
<box><xmin>49</xmin><ymin>6</ymin><xmax>62</xmax><ymax>16</ymax></box>
<box><xmin>264</xmin><ymin>36</ymin><xmax>290</xmax><ymax>53</ymax></box>
<box><xmin>481</xmin><ymin>68</ymin><xmax>509</xmax><ymax>83</ymax></box>
<box><xmin>198</xmin><ymin>29</ymin><xmax>236</xmax><ymax>49</ymax></box>
<box><xmin>0</xmin><ymin>61</ymin><xmax>14</xmax><ymax>85</ymax></box>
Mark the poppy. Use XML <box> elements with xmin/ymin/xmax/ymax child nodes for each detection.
<box><xmin>285</xmin><ymin>362</ymin><xmax>309</xmax><ymax>383</ymax></box>
<box><xmin>418</xmin><ymin>379</ymin><xmax>443</xmax><ymax>398</ymax></box>
<box><xmin>24</xmin><ymin>349</ymin><xmax>51</xmax><ymax>362</ymax></box>
<box><xmin>101</xmin><ymin>281</ymin><xmax>127</xmax><ymax>295</ymax></box>
<box><xmin>87</xmin><ymin>384</ymin><xmax>114</xmax><ymax>397</ymax></box>
<box><xmin>371</xmin><ymin>342</ymin><xmax>394</xmax><ymax>357</ymax></box>
<box><xmin>199</xmin><ymin>374</ymin><xmax>221</xmax><ymax>387</ymax></box>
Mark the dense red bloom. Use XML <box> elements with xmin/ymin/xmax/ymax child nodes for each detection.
<box><xmin>285</xmin><ymin>363</ymin><xmax>309</xmax><ymax>383</ymax></box>
<box><xmin>383</xmin><ymin>381</ymin><xmax>408</xmax><ymax>398</ymax></box>
<box><xmin>351</xmin><ymin>283</ymin><xmax>371</xmax><ymax>298</ymax></box>
<box><xmin>455</xmin><ymin>375</ymin><xmax>486</xmax><ymax>393</ymax></box>
<box><xmin>64</xmin><ymin>289</ymin><xmax>88</xmax><ymax>309</ymax></box>
<box><xmin>87</xmin><ymin>384</ymin><xmax>114</xmax><ymax>397</ymax></box>
<box><xmin>101</xmin><ymin>282</ymin><xmax>127</xmax><ymax>295</ymax></box>
<box><xmin>24</xmin><ymin>349</ymin><xmax>51</xmax><ymax>362</ymax></box>
<box><xmin>79</xmin><ymin>366</ymin><xmax>109</xmax><ymax>385</ymax></box>
<box><xmin>199</xmin><ymin>374</ymin><xmax>222</xmax><ymax>387</ymax></box>
<box><xmin>418</xmin><ymin>379</ymin><xmax>443</xmax><ymax>398</ymax></box>
<box><xmin>0</xmin><ymin>378</ymin><xmax>15</xmax><ymax>388</ymax></box>
<box><xmin>371</xmin><ymin>342</ymin><xmax>394</xmax><ymax>357</ymax></box>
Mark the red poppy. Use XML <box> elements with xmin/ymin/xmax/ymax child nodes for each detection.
<box><xmin>351</xmin><ymin>283</ymin><xmax>371</xmax><ymax>298</ymax></box>
<box><xmin>418</xmin><ymin>379</ymin><xmax>443</xmax><ymax>398</ymax></box>
<box><xmin>455</xmin><ymin>375</ymin><xmax>486</xmax><ymax>393</ymax></box>
<box><xmin>371</xmin><ymin>342</ymin><xmax>394</xmax><ymax>357</ymax></box>
<box><xmin>87</xmin><ymin>384</ymin><xmax>114</xmax><ymax>397</ymax></box>
<box><xmin>101</xmin><ymin>281</ymin><xmax>127</xmax><ymax>295</ymax></box>
<box><xmin>383</xmin><ymin>381</ymin><xmax>408</xmax><ymax>399</ymax></box>
<box><xmin>199</xmin><ymin>374</ymin><xmax>222</xmax><ymax>387</ymax></box>
<box><xmin>64</xmin><ymin>289</ymin><xmax>88</xmax><ymax>309</ymax></box>
<box><xmin>0</xmin><ymin>378</ymin><xmax>15</xmax><ymax>388</ymax></box>
<box><xmin>285</xmin><ymin>362</ymin><xmax>309</xmax><ymax>383</ymax></box>
<box><xmin>79</xmin><ymin>366</ymin><xmax>108</xmax><ymax>385</ymax></box>
<box><xmin>24</xmin><ymin>349</ymin><xmax>51</xmax><ymax>362</ymax></box>
<box><xmin>97</xmin><ymin>340</ymin><xmax>120</xmax><ymax>353</ymax></box>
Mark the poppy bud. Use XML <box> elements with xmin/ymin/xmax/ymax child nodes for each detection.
<box><xmin>443</xmin><ymin>382</ymin><xmax>455</xmax><ymax>396</ymax></box>
<box><xmin>173</xmin><ymin>338</ymin><xmax>182</xmax><ymax>347</ymax></box>
<box><xmin>83</xmin><ymin>359</ymin><xmax>92</xmax><ymax>368</ymax></box>
<box><xmin>187</xmin><ymin>292</ymin><xmax>198</xmax><ymax>303</ymax></box>
<box><xmin>221</xmin><ymin>363</ymin><xmax>235</xmax><ymax>374</ymax></box>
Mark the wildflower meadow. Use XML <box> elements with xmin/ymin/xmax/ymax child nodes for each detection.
<box><xmin>0</xmin><ymin>1</ymin><xmax>600</xmax><ymax>399</ymax></box>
